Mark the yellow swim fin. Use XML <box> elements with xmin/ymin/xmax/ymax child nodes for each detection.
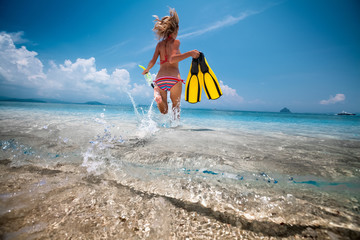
<box><xmin>198</xmin><ymin>52</ymin><xmax>222</xmax><ymax>100</ymax></box>
<box><xmin>185</xmin><ymin>56</ymin><xmax>202</xmax><ymax>103</ymax></box>
<box><xmin>185</xmin><ymin>52</ymin><xmax>222</xmax><ymax>103</ymax></box>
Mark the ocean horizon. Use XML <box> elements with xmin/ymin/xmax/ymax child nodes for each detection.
<box><xmin>1</xmin><ymin>96</ymin><xmax>359</xmax><ymax>115</ymax></box>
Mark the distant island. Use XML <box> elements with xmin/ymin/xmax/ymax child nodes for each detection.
<box><xmin>0</xmin><ymin>97</ymin><xmax>46</xmax><ymax>103</ymax></box>
<box><xmin>83</xmin><ymin>101</ymin><xmax>105</xmax><ymax>105</ymax></box>
<box><xmin>0</xmin><ymin>96</ymin><xmax>105</xmax><ymax>105</ymax></box>
<box><xmin>280</xmin><ymin>107</ymin><xmax>291</xmax><ymax>113</ymax></box>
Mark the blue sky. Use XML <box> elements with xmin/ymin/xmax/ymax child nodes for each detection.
<box><xmin>0</xmin><ymin>0</ymin><xmax>359</xmax><ymax>113</ymax></box>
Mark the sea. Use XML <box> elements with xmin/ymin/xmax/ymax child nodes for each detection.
<box><xmin>0</xmin><ymin>100</ymin><xmax>359</xmax><ymax>239</ymax></box>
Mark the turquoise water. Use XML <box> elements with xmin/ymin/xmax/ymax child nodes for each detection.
<box><xmin>182</xmin><ymin>108</ymin><xmax>360</xmax><ymax>140</ymax></box>
<box><xmin>1</xmin><ymin>101</ymin><xmax>359</xmax><ymax>139</ymax></box>
<box><xmin>1</xmin><ymin>101</ymin><xmax>360</xmax><ymax>238</ymax></box>
<box><xmin>1</xmin><ymin>100</ymin><xmax>359</xmax><ymax>189</ymax></box>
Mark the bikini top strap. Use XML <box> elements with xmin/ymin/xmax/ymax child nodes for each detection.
<box><xmin>159</xmin><ymin>36</ymin><xmax>173</xmax><ymax>65</ymax></box>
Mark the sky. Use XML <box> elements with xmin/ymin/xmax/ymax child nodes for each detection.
<box><xmin>0</xmin><ymin>0</ymin><xmax>359</xmax><ymax>113</ymax></box>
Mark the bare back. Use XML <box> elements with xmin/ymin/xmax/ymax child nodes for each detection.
<box><xmin>156</xmin><ymin>38</ymin><xmax>181</xmax><ymax>78</ymax></box>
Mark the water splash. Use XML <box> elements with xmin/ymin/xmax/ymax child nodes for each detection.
<box><xmin>126</xmin><ymin>91</ymin><xmax>159</xmax><ymax>138</ymax></box>
<box><xmin>137</xmin><ymin>98</ymin><xmax>159</xmax><ymax>138</ymax></box>
<box><xmin>154</xmin><ymin>102</ymin><xmax>182</xmax><ymax>129</ymax></box>
<box><xmin>127</xmin><ymin>92</ymin><xmax>140</xmax><ymax>118</ymax></box>
<box><xmin>83</xmin><ymin>124</ymin><xmax>123</xmax><ymax>174</ymax></box>
<box><xmin>82</xmin><ymin>92</ymin><xmax>159</xmax><ymax>174</ymax></box>
<box><xmin>82</xmin><ymin>106</ymin><xmax>127</xmax><ymax>174</ymax></box>
<box><xmin>169</xmin><ymin>104</ymin><xmax>182</xmax><ymax>128</ymax></box>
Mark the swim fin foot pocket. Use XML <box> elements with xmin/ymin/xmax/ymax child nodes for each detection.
<box><xmin>185</xmin><ymin>52</ymin><xmax>222</xmax><ymax>104</ymax></box>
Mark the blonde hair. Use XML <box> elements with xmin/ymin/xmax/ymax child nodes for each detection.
<box><xmin>152</xmin><ymin>8</ymin><xmax>179</xmax><ymax>40</ymax></box>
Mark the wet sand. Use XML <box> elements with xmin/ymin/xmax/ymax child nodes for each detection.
<box><xmin>1</xmin><ymin>160</ymin><xmax>359</xmax><ymax>240</ymax></box>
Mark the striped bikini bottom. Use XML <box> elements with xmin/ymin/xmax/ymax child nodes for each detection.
<box><xmin>154</xmin><ymin>76</ymin><xmax>185</xmax><ymax>91</ymax></box>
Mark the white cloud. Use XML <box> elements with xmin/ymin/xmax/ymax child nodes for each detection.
<box><xmin>129</xmin><ymin>83</ymin><xmax>151</xmax><ymax>98</ymax></box>
<box><xmin>85</xmin><ymin>68</ymin><xmax>110</xmax><ymax>83</ymax></box>
<box><xmin>44</xmin><ymin>59</ymin><xmax>144</xmax><ymax>101</ymax></box>
<box><xmin>111</xmin><ymin>68</ymin><xmax>131</xmax><ymax>89</ymax></box>
<box><xmin>0</xmin><ymin>32</ymin><xmax>151</xmax><ymax>103</ymax></box>
<box><xmin>320</xmin><ymin>94</ymin><xmax>345</xmax><ymax>105</ymax></box>
<box><xmin>182</xmin><ymin>81</ymin><xmax>244</xmax><ymax>110</ymax></box>
<box><xmin>136</xmin><ymin>40</ymin><xmax>157</xmax><ymax>54</ymax></box>
<box><xmin>0</xmin><ymin>31</ymin><xmax>29</xmax><ymax>44</ymax></box>
<box><xmin>0</xmin><ymin>33</ymin><xmax>45</xmax><ymax>87</ymax></box>
<box><xmin>176</xmin><ymin>1</ymin><xmax>282</xmax><ymax>40</ymax></box>
<box><xmin>117</xmin><ymin>62</ymin><xmax>138</xmax><ymax>70</ymax></box>
<box><xmin>99</xmin><ymin>40</ymin><xmax>129</xmax><ymax>56</ymax></box>
<box><xmin>178</xmin><ymin>11</ymin><xmax>260</xmax><ymax>39</ymax></box>
<box><xmin>220</xmin><ymin>80</ymin><xmax>244</xmax><ymax>103</ymax></box>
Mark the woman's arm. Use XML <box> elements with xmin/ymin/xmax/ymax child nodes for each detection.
<box><xmin>142</xmin><ymin>43</ymin><xmax>160</xmax><ymax>74</ymax></box>
<box><xmin>168</xmin><ymin>40</ymin><xmax>199</xmax><ymax>64</ymax></box>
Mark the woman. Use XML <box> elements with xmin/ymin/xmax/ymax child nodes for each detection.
<box><xmin>142</xmin><ymin>8</ymin><xmax>200</xmax><ymax>117</ymax></box>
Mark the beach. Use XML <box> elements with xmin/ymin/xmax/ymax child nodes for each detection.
<box><xmin>1</xmin><ymin>102</ymin><xmax>360</xmax><ymax>239</ymax></box>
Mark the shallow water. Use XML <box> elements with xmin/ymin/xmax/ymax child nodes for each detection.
<box><xmin>0</xmin><ymin>101</ymin><xmax>359</xmax><ymax>239</ymax></box>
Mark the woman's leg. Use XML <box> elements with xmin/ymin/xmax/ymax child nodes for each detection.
<box><xmin>154</xmin><ymin>86</ymin><xmax>162</xmax><ymax>104</ymax></box>
<box><xmin>155</xmin><ymin>86</ymin><xmax>168</xmax><ymax>114</ymax></box>
<box><xmin>170</xmin><ymin>81</ymin><xmax>182</xmax><ymax>119</ymax></box>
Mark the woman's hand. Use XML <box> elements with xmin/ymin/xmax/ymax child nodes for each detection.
<box><xmin>142</xmin><ymin>69</ymin><xmax>148</xmax><ymax>75</ymax></box>
<box><xmin>191</xmin><ymin>50</ymin><xmax>200</xmax><ymax>59</ymax></box>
